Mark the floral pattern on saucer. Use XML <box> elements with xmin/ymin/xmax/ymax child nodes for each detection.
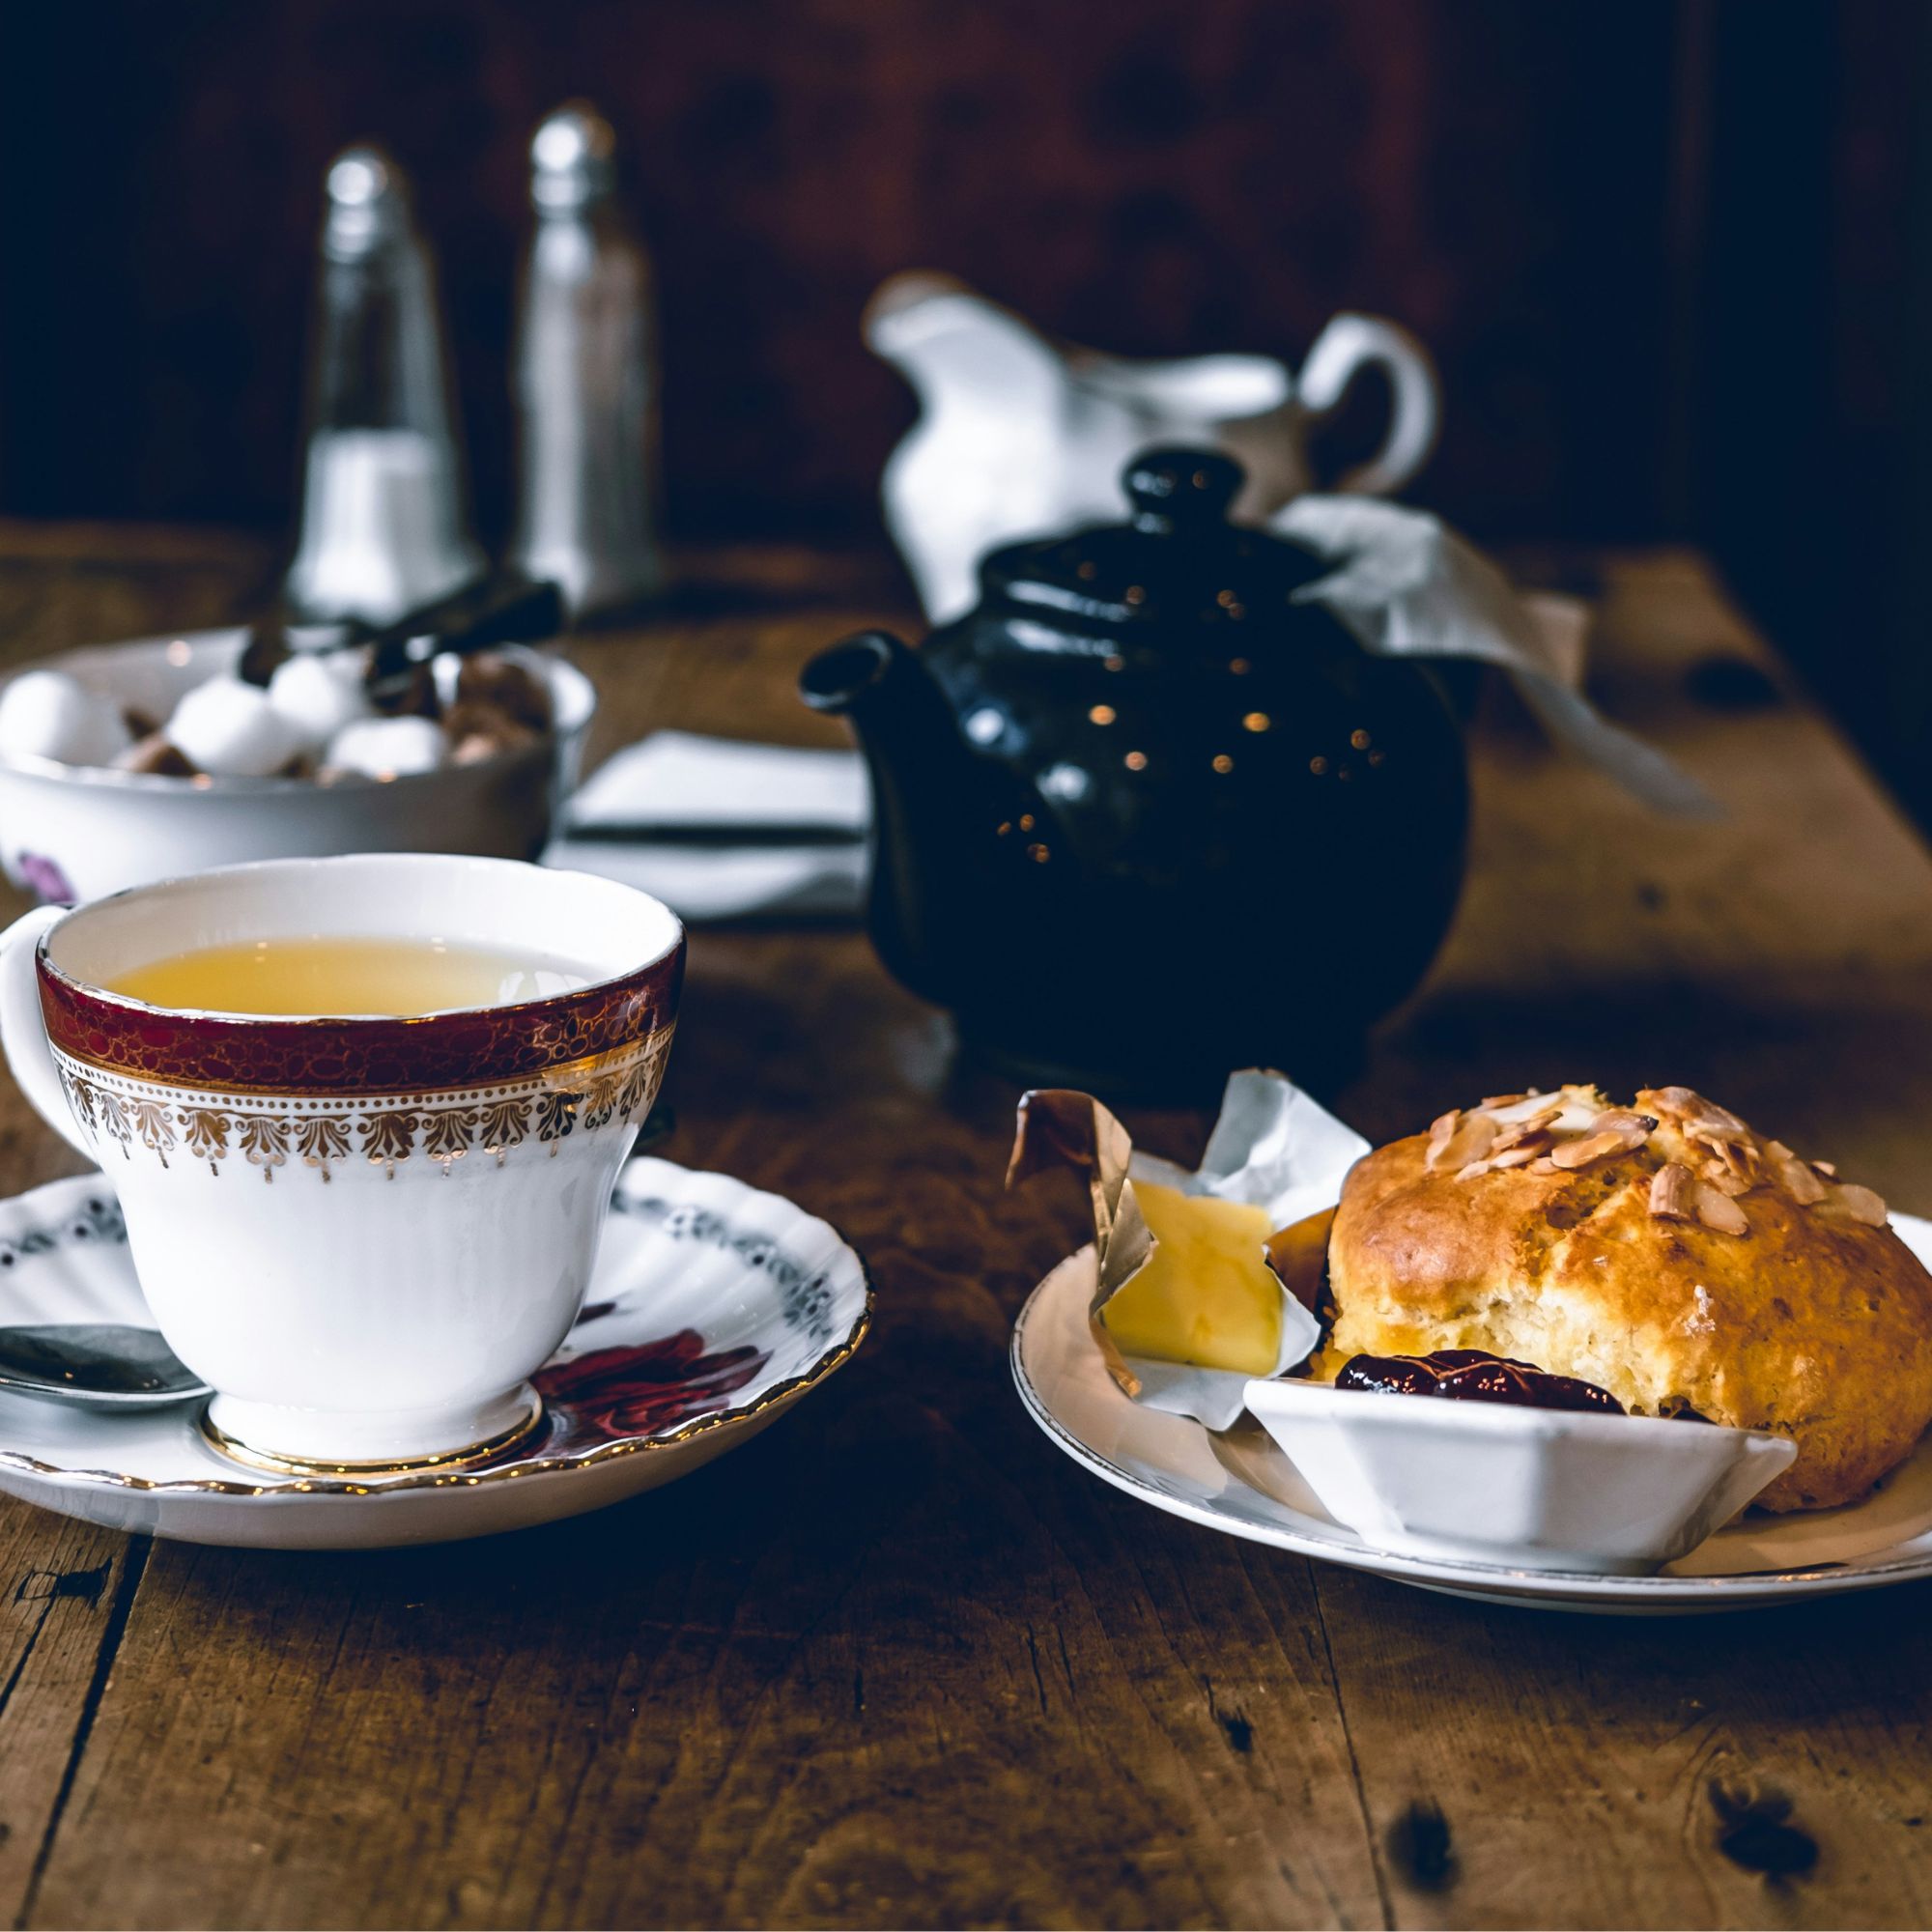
<box><xmin>533</xmin><ymin>1332</ymin><xmax>772</xmax><ymax>1448</ymax></box>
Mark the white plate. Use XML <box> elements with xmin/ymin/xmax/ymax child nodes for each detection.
<box><xmin>1011</xmin><ymin>1217</ymin><xmax>1932</xmax><ymax>1613</ymax></box>
<box><xmin>0</xmin><ymin>1155</ymin><xmax>870</xmax><ymax>1548</ymax></box>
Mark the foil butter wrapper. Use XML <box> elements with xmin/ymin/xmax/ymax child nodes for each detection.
<box><xmin>1009</xmin><ymin>1069</ymin><xmax>1371</xmax><ymax>1430</ymax></box>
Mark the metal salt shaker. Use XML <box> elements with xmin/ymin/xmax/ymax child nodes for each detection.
<box><xmin>509</xmin><ymin>103</ymin><xmax>663</xmax><ymax>619</ymax></box>
<box><xmin>285</xmin><ymin>145</ymin><xmax>485</xmax><ymax>625</ymax></box>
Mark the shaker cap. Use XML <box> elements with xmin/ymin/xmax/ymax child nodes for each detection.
<box><xmin>977</xmin><ymin>447</ymin><xmax>1328</xmax><ymax>642</ymax></box>
<box><xmin>531</xmin><ymin>101</ymin><xmax>618</xmax><ymax>210</ymax></box>
<box><xmin>323</xmin><ymin>144</ymin><xmax>412</xmax><ymax>257</ymax></box>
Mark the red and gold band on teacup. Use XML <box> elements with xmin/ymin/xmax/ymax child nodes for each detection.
<box><xmin>37</xmin><ymin>944</ymin><xmax>684</xmax><ymax>1096</ymax></box>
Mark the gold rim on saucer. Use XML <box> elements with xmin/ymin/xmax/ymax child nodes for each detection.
<box><xmin>195</xmin><ymin>1389</ymin><xmax>545</xmax><ymax>1480</ymax></box>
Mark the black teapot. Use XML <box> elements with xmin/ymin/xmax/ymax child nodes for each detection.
<box><xmin>800</xmin><ymin>448</ymin><xmax>1467</xmax><ymax>1093</ymax></box>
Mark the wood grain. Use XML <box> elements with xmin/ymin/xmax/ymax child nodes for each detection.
<box><xmin>1312</xmin><ymin>1562</ymin><xmax>1932</xmax><ymax>1930</ymax></box>
<box><xmin>0</xmin><ymin>1519</ymin><xmax>146</xmax><ymax>1928</ymax></box>
<box><xmin>1</xmin><ymin>533</ymin><xmax>1931</xmax><ymax>1928</ymax></box>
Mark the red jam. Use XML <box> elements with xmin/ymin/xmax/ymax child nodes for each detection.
<box><xmin>1335</xmin><ymin>1348</ymin><xmax>1625</xmax><ymax>1415</ymax></box>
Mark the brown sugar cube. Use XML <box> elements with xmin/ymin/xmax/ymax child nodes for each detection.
<box><xmin>441</xmin><ymin>696</ymin><xmax>541</xmax><ymax>764</ymax></box>
<box><xmin>455</xmin><ymin>653</ymin><xmax>554</xmax><ymax>733</ymax></box>
<box><xmin>112</xmin><ymin>732</ymin><xmax>200</xmax><ymax>778</ymax></box>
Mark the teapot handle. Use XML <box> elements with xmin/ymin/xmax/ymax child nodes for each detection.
<box><xmin>1295</xmin><ymin>314</ymin><xmax>1441</xmax><ymax>497</ymax></box>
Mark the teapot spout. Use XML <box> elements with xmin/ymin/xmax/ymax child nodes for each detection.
<box><xmin>799</xmin><ymin>628</ymin><xmax>941</xmax><ymax>731</ymax></box>
<box><xmin>800</xmin><ymin>630</ymin><xmax>982</xmax><ymax>1002</ymax></box>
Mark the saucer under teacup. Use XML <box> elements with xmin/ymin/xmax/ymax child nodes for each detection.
<box><xmin>0</xmin><ymin>1156</ymin><xmax>871</xmax><ymax>1548</ymax></box>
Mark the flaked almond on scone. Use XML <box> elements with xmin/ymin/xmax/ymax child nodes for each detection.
<box><xmin>1323</xmin><ymin>1085</ymin><xmax>1932</xmax><ymax>1511</ymax></box>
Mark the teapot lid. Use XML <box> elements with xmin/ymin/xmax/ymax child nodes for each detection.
<box><xmin>974</xmin><ymin>446</ymin><xmax>1329</xmax><ymax>640</ymax></box>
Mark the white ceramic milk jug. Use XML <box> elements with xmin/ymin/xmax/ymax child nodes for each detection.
<box><xmin>867</xmin><ymin>272</ymin><xmax>1441</xmax><ymax>623</ymax></box>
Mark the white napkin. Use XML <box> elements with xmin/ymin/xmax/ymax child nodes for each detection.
<box><xmin>543</xmin><ymin>730</ymin><xmax>870</xmax><ymax>923</ymax></box>
<box><xmin>1274</xmin><ymin>496</ymin><xmax>1715</xmax><ymax>815</ymax></box>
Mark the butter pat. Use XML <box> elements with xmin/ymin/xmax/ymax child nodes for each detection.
<box><xmin>1100</xmin><ymin>1180</ymin><xmax>1282</xmax><ymax>1375</ymax></box>
<box><xmin>1007</xmin><ymin>1073</ymin><xmax>1357</xmax><ymax>1429</ymax></box>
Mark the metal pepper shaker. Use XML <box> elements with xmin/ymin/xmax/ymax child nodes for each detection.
<box><xmin>284</xmin><ymin>145</ymin><xmax>485</xmax><ymax>625</ymax></box>
<box><xmin>508</xmin><ymin>102</ymin><xmax>663</xmax><ymax>619</ymax></box>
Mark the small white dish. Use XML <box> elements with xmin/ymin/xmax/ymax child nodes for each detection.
<box><xmin>1012</xmin><ymin>1230</ymin><xmax>1932</xmax><ymax>1612</ymax></box>
<box><xmin>1240</xmin><ymin>1376</ymin><xmax>1793</xmax><ymax>1575</ymax></box>
<box><xmin>0</xmin><ymin>628</ymin><xmax>596</xmax><ymax>903</ymax></box>
<box><xmin>0</xmin><ymin>1156</ymin><xmax>870</xmax><ymax>1548</ymax></box>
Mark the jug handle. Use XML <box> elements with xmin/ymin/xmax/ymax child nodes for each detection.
<box><xmin>1295</xmin><ymin>313</ymin><xmax>1441</xmax><ymax>497</ymax></box>
<box><xmin>0</xmin><ymin>906</ymin><xmax>93</xmax><ymax>1158</ymax></box>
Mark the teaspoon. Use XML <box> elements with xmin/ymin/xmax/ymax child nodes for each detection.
<box><xmin>0</xmin><ymin>1324</ymin><xmax>210</xmax><ymax>1411</ymax></box>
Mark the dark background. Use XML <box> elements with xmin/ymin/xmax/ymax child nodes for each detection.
<box><xmin>0</xmin><ymin>1</ymin><xmax>1927</xmax><ymax>810</ymax></box>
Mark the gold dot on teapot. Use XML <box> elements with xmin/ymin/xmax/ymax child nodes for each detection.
<box><xmin>1350</xmin><ymin>727</ymin><xmax>1373</xmax><ymax>750</ymax></box>
<box><xmin>1028</xmin><ymin>842</ymin><xmax>1051</xmax><ymax>864</ymax></box>
<box><xmin>1077</xmin><ymin>560</ymin><xmax>1098</xmax><ymax>581</ymax></box>
<box><xmin>1309</xmin><ymin>755</ymin><xmax>1329</xmax><ymax>776</ymax></box>
<box><xmin>1228</xmin><ymin>657</ymin><xmax>1251</xmax><ymax>675</ymax></box>
<box><xmin>1211</xmin><ymin>753</ymin><xmax>1235</xmax><ymax>774</ymax></box>
<box><xmin>1124</xmin><ymin>750</ymin><xmax>1148</xmax><ymax>772</ymax></box>
<box><xmin>996</xmin><ymin>821</ymin><xmax>1012</xmax><ymax>837</ymax></box>
<box><xmin>1242</xmin><ymin>711</ymin><xmax>1271</xmax><ymax>733</ymax></box>
<box><xmin>1123</xmin><ymin>584</ymin><xmax>1146</xmax><ymax>606</ymax></box>
<box><xmin>1088</xmin><ymin>703</ymin><xmax>1117</xmax><ymax>726</ymax></box>
<box><xmin>1368</xmin><ymin>749</ymin><xmax>1385</xmax><ymax>767</ymax></box>
<box><xmin>1103</xmin><ymin>654</ymin><xmax>1125</xmax><ymax>672</ymax></box>
<box><xmin>1019</xmin><ymin>813</ymin><xmax>1035</xmax><ymax>831</ymax></box>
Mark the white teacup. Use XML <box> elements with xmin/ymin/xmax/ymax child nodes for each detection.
<box><xmin>0</xmin><ymin>854</ymin><xmax>683</xmax><ymax>1473</ymax></box>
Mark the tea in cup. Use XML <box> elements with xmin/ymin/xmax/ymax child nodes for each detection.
<box><xmin>0</xmin><ymin>853</ymin><xmax>683</xmax><ymax>1473</ymax></box>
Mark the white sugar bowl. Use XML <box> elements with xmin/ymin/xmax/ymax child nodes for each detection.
<box><xmin>0</xmin><ymin>628</ymin><xmax>595</xmax><ymax>904</ymax></box>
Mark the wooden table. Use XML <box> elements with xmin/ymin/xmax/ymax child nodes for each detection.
<box><xmin>1</xmin><ymin>525</ymin><xmax>1930</xmax><ymax>1931</ymax></box>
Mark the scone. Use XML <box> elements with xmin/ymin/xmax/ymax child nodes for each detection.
<box><xmin>1325</xmin><ymin>1085</ymin><xmax>1932</xmax><ymax>1511</ymax></box>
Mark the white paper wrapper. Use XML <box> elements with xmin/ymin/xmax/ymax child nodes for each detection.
<box><xmin>1009</xmin><ymin>1070</ymin><xmax>1368</xmax><ymax>1432</ymax></box>
<box><xmin>1274</xmin><ymin>496</ymin><xmax>1716</xmax><ymax>817</ymax></box>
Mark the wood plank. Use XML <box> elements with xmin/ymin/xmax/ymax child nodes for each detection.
<box><xmin>1312</xmin><ymin>1562</ymin><xmax>1932</xmax><ymax>1931</ymax></box>
<box><xmin>1341</xmin><ymin>552</ymin><xmax>1932</xmax><ymax>1189</ymax></box>
<box><xmin>0</xmin><ymin>1508</ymin><xmax>148</xmax><ymax>1925</ymax></box>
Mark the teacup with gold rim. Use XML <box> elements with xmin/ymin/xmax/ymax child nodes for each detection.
<box><xmin>0</xmin><ymin>853</ymin><xmax>683</xmax><ymax>1474</ymax></box>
